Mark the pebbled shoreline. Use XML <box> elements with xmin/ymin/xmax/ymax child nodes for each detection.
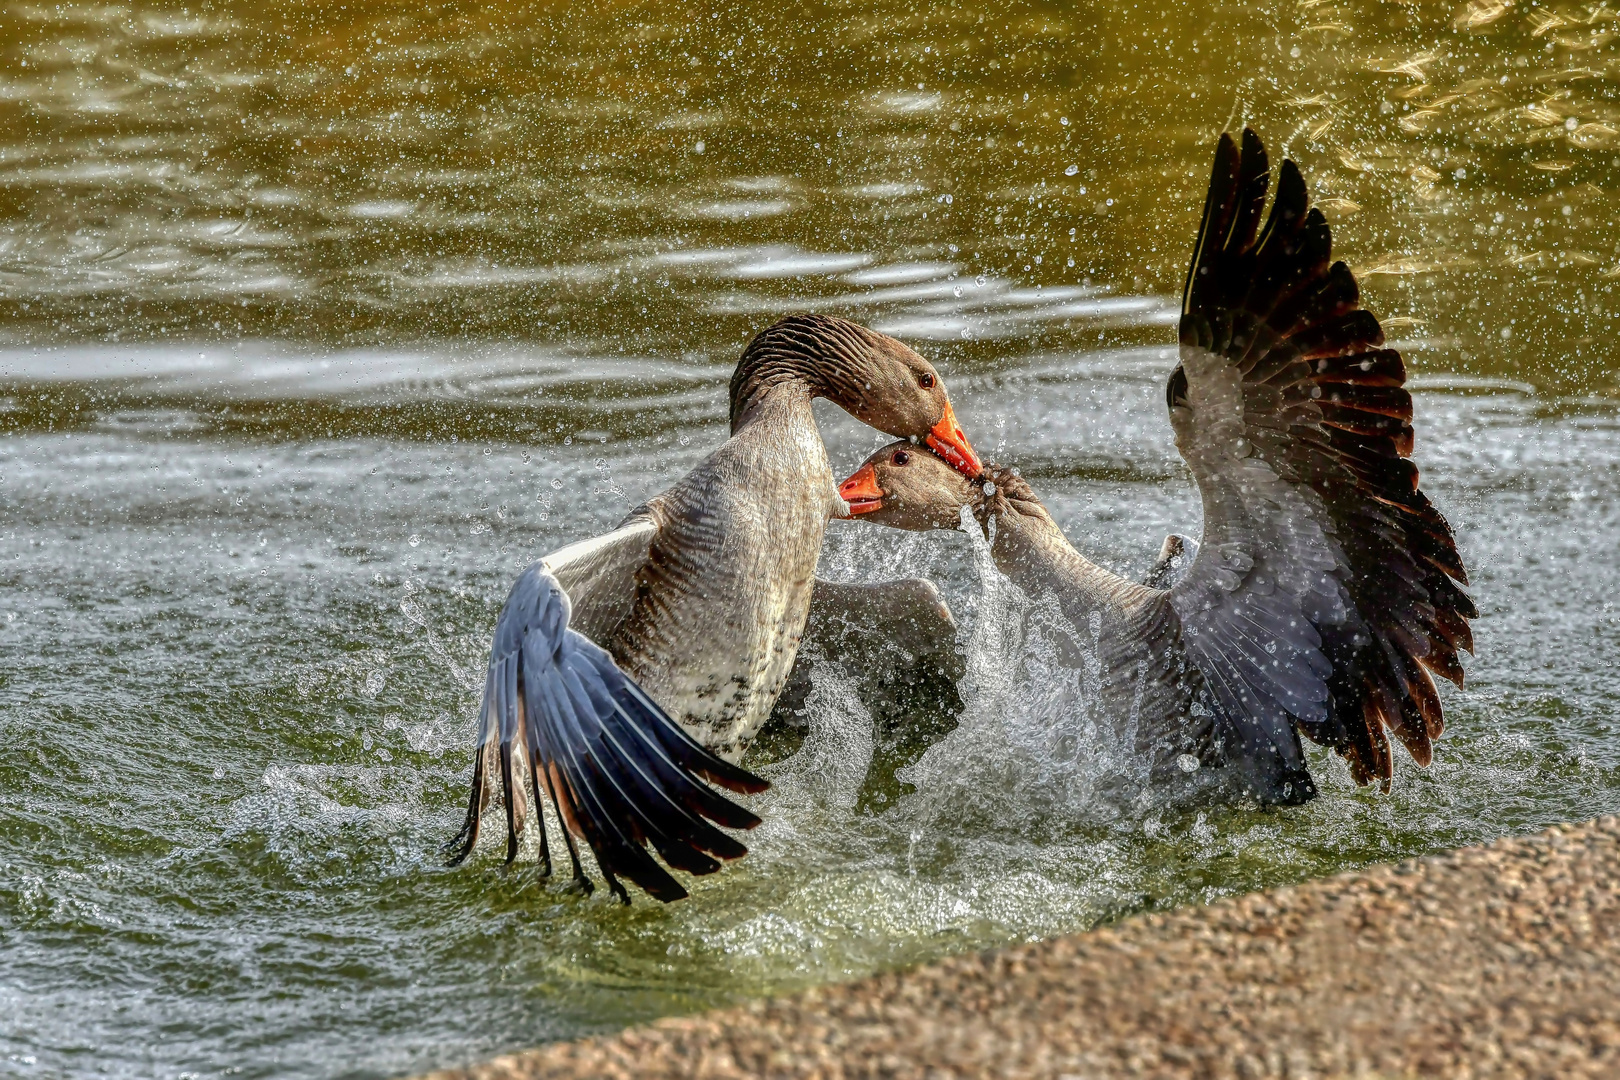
<box><xmin>417</xmin><ymin>817</ymin><xmax>1620</xmax><ymax>1079</ymax></box>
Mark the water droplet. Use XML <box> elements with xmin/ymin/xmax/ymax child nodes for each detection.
<box><xmin>1177</xmin><ymin>754</ymin><xmax>1200</xmax><ymax>773</ymax></box>
<box><xmin>1065</xmin><ymin>164</ymin><xmax>1079</xmax><ymax>176</ymax></box>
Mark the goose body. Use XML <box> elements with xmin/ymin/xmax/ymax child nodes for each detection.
<box><xmin>448</xmin><ymin>314</ymin><xmax>982</xmax><ymax>902</ymax></box>
<box><xmin>607</xmin><ymin>384</ymin><xmax>840</xmax><ymax>759</ymax></box>
<box><xmin>840</xmin><ymin>130</ymin><xmax>1476</xmax><ymax>804</ymax></box>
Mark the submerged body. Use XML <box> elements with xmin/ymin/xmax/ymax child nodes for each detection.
<box><xmin>841</xmin><ymin>130</ymin><xmax>1476</xmax><ymax>804</ymax></box>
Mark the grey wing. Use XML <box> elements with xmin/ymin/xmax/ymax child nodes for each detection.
<box><xmin>540</xmin><ymin>516</ymin><xmax>658</xmax><ymax>645</ymax></box>
<box><xmin>1166</xmin><ymin>129</ymin><xmax>1474</xmax><ymax>801</ymax></box>
<box><xmin>803</xmin><ymin>577</ymin><xmax>960</xmax><ymax>674</ymax></box>
<box><xmin>443</xmin><ymin>562</ymin><xmax>768</xmax><ymax>904</ymax></box>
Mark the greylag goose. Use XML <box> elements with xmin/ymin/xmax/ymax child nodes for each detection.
<box><xmin>837</xmin><ymin>129</ymin><xmax>1476</xmax><ymax>804</ymax></box>
<box><xmin>446</xmin><ymin>314</ymin><xmax>983</xmax><ymax>902</ymax></box>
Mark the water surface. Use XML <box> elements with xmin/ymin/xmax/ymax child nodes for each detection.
<box><xmin>3</xmin><ymin>3</ymin><xmax>1620</xmax><ymax>1078</ymax></box>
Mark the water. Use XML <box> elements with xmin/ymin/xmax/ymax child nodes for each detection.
<box><xmin>3</xmin><ymin>2</ymin><xmax>1619</xmax><ymax>1078</ymax></box>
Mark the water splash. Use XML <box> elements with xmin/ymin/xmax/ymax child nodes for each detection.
<box><xmin>890</xmin><ymin>507</ymin><xmax>1170</xmax><ymax>843</ymax></box>
<box><xmin>759</xmin><ymin>663</ymin><xmax>876</xmax><ymax>815</ymax></box>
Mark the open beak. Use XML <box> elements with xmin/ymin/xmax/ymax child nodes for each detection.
<box><xmin>926</xmin><ymin>401</ymin><xmax>982</xmax><ymax>477</ymax></box>
<box><xmin>837</xmin><ymin>463</ymin><xmax>885</xmax><ymax>516</ymax></box>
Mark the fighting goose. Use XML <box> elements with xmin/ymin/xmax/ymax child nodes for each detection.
<box><xmin>446</xmin><ymin>314</ymin><xmax>983</xmax><ymax>903</ymax></box>
<box><xmin>837</xmin><ymin>129</ymin><xmax>1475</xmax><ymax>803</ymax></box>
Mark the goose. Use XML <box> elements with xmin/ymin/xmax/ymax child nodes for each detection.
<box><xmin>446</xmin><ymin>314</ymin><xmax>983</xmax><ymax>903</ymax></box>
<box><xmin>836</xmin><ymin>129</ymin><xmax>1476</xmax><ymax>804</ymax></box>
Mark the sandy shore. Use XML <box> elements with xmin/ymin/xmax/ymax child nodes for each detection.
<box><xmin>419</xmin><ymin>816</ymin><xmax>1620</xmax><ymax>1079</ymax></box>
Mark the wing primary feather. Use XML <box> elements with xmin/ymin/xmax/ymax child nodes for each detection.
<box><xmin>1171</xmin><ymin>128</ymin><xmax>1473</xmax><ymax>798</ymax></box>
<box><xmin>1225</xmin><ymin>127</ymin><xmax>1270</xmax><ymax>255</ymax></box>
<box><xmin>442</xmin><ymin>668</ymin><xmax>497</xmax><ymax>866</ymax></box>
<box><xmin>532</xmin><ymin>659</ymin><xmax>685</xmax><ymax>901</ymax></box>
<box><xmin>499</xmin><ymin>656</ymin><xmax>527</xmax><ymax>865</ymax></box>
<box><xmin>1183</xmin><ymin>131</ymin><xmax>1241</xmax><ymax>316</ymax></box>
<box><xmin>442</xmin><ymin>742</ymin><xmax>488</xmax><ymax>867</ymax></box>
<box><xmin>577</xmin><ymin>676</ymin><xmax>758</xmax><ymax>849</ymax></box>
<box><xmin>538</xmin><ymin>756</ymin><xmax>591</xmax><ymax>892</ymax></box>
<box><xmin>448</xmin><ymin>561</ymin><xmax>765</xmax><ymax>903</ymax></box>
<box><xmin>556</xmin><ymin>653</ymin><xmax>735</xmax><ymax>869</ymax></box>
<box><xmin>615</xmin><ymin>678</ymin><xmax>769</xmax><ymax>802</ymax></box>
<box><xmin>522</xmin><ymin>722</ymin><xmax>554</xmax><ymax>879</ymax></box>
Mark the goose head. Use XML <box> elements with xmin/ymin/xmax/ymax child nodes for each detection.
<box><xmin>838</xmin><ymin>441</ymin><xmax>1040</xmax><ymax>532</ymax></box>
<box><xmin>837</xmin><ymin>440</ymin><xmax>982</xmax><ymax>529</ymax></box>
<box><xmin>730</xmin><ymin>314</ymin><xmax>981</xmax><ymax>477</ymax></box>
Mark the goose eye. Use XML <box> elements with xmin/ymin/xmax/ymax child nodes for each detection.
<box><xmin>892</xmin><ymin>449</ymin><xmax>911</xmax><ymax>466</ymax></box>
<box><xmin>917</xmin><ymin>372</ymin><xmax>935</xmax><ymax>389</ymax></box>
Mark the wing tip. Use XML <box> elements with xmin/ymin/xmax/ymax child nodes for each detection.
<box><xmin>702</xmin><ymin>764</ymin><xmax>771</xmax><ymax>798</ymax></box>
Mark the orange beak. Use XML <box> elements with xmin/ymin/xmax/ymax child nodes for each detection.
<box><xmin>925</xmin><ymin>401</ymin><xmax>982</xmax><ymax>477</ymax></box>
<box><xmin>838</xmin><ymin>463</ymin><xmax>885</xmax><ymax>515</ymax></box>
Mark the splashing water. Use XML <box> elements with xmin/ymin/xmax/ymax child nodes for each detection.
<box><xmin>894</xmin><ymin>506</ymin><xmax>1183</xmax><ymax>845</ymax></box>
<box><xmin>7</xmin><ymin>1</ymin><xmax>1620</xmax><ymax>1077</ymax></box>
<box><xmin>760</xmin><ymin>665</ymin><xmax>876</xmax><ymax>815</ymax></box>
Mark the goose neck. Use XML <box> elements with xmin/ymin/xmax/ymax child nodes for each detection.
<box><xmin>729</xmin><ymin>333</ymin><xmax>868</xmax><ymax>434</ymax></box>
<box><xmin>981</xmin><ymin>499</ymin><xmax>1128</xmax><ymax>604</ymax></box>
<box><xmin>730</xmin><ymin>376</ymin><xmax>819</xmax><ymax>435</ymax></box>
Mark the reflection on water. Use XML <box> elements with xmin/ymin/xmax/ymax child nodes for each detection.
<box><xmin>3</xmin><ymin>3</ymin><xmax>1620</xmax><ymax>1080</ymax></box>
<box><xmin>1</xmin><ymin>0</ymin><xmax>1616</xmax><ymax>390</ymax></box>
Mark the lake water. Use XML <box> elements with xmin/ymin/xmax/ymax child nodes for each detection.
<box><xmin>3</xmin><ymin>2</ymin><xmax>1619</xmax><ymax>1078</ymax></box>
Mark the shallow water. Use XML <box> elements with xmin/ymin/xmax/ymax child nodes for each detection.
<box><xmin>3</xmin><ymin>3</ymin><xmax>1620</xmax><ymax>1079</ymax></box>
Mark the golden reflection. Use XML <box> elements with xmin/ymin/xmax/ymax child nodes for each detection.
<box><xmin>0</xmin><ymin>0</ymin><xmax>1615</xmax><ymax>393</ymax></box>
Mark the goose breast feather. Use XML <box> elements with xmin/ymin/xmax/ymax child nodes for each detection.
<box><xmin>608</xmin><ymin>407</ymin><xmax>842</xmax><ymax>760</ymax></box>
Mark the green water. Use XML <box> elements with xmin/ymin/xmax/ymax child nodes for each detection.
<box><xmin>2</xmin><ymin>2</ymin><xmax>1619</xmax><ymax>1078</ymax></box>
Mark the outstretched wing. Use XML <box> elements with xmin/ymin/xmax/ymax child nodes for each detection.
<box><xmin>444</xmin><ymin>562</ymin><xmax>768</xmax><ymax>904</ymax></box>
<box><xmin>1167</xmin><ymin>128</ymin><xmax>1475</xmax><ymax>799</ymax></box>
<box><xmin>541</xmin><ymin>516</ymin><xmax>658</xmax><ymax>644</ymax></box>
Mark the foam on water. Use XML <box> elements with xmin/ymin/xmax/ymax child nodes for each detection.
<box><xmin>5</xmin><ymin>373</ymin><xmax>1620</xmax><ymax>1079</ymax></box>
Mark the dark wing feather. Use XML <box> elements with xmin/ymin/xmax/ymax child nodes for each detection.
<box><xmin>1168</xmin><ymin>128</ymin><xmax>1474</xmax><ymax>796</ymax></box>
<box><xmin>444</xmin><ymin>562</ymin><xmax>767</xmax><ymax>903</ymax></box>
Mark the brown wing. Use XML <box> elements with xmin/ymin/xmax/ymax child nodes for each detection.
<box><xmin>1170</xmin><ymin>128</ymin><xmax>1475</xmax><ymax>791</ymax></box>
